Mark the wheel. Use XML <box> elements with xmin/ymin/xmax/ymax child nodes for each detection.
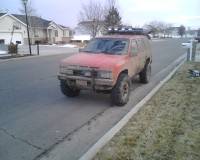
<box><xmin>111</xmin><ymin>73</ymin><xmax>130</xmax><ymax>106</ymax></box>
<box><xmin>139</xmin><ymin>62</ymin><xmax>151</xmax><ymax>83</ymax></box>
<box><xmin>60</xmin><ymin>80</ymin><xmax>80</xmax><ymax>97</ymax></box>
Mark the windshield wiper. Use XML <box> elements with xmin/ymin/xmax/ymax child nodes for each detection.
<box><xmin>102</xmin><ymin>50</ymin><xmax>116</xmax><ymax>55</ymax></box>
<box><xmin>82</xmin><ymin>50</ymin><xmax>92</xmax><ymax>53</ymax></box>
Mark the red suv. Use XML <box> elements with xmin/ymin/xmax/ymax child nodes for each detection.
<box><xmin>58</xmin><ymin>27</ymin><xmax>152</xmax><ymax>106</ymax></box>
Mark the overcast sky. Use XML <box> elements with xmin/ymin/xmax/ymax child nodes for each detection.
<box><xmin>1</xmin><ymin>0</ymin><xmax>200</xmax><ymax>29</ymax></box>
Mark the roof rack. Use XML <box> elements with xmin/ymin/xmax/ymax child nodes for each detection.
<box><xmin>108</xmin><ymin>26</ymin><xmax>151</xmax><ymax>39</ymax></box>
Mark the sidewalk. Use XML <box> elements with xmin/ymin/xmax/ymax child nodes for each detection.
<box><xmin>94</xmin><ymin>62</ymin><xmax>200</xmax><ymax>160</ymax></box>
<box><xmin>0</xmin><ymin>46</ymin><xmax>78</xmax><ymax>60</ymax></box>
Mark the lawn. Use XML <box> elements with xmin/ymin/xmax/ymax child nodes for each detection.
<box><xmin>94</xmin><ymin>62</ymin><xmax>200</xmax><ymax>160</ymax></box>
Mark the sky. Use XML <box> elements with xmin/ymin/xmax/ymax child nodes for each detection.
<box><xmin>1</xmin><ymin>0</ymin><xmax>200</xmax><ymax>29</ymax></box>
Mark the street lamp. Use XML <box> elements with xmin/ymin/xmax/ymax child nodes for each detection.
<box><xmin>22</xmin><ymin>0</ymin><xmax>32</xmax><ymax>55</ymax></box>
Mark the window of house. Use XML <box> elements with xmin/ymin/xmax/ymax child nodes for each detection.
<box><xmin>33</xmin><ymin>29</ymin><xmax>39</xmax><ymax>37</ymax></box>
<box><xmin>55</xmin><ymin>30</ymin><xmax>58</xmax><ymax>37</ymax></box>
<box><xmin>13</xmin><ymin>22</ymin><xmax>21</xmax><ymax>30</ymax></box>
<box><xmin>0</xmin><ymin>39</ymin><xmax>5</xmax><ymax>44</ymax></box>
<box><xmin>63</xmin><ymin>31</ymin><xmax>66</xmax><ymax>37</ymax></box>
<box><xmin>16</xmin><ymin>41</ymin><xmax>21</xmax><ymax>44</ymax></box>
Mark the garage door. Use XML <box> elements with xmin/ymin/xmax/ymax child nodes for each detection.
<box><xmin>0</xmin><ymin>32</ymin><xmax>23</xmax><ymax>45</ymax></box>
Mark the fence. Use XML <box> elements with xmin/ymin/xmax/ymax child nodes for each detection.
<box><xmin>195</xmin><ymin>43</ymin><xmax>200</xmax><ymax>61</ymax></box>
<box><xmin>186</xmin><ymin>40</ymin><xmax>200</xmax><ymax>62</ymax></box>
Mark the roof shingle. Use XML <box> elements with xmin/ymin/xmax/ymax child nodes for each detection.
<box><xmin>0</xmin><ymin>13</ymin><xmax>6</xmax><ymax>17</ymax></box>
<box><xmin>12</xmin><ymin>14</ymin><xmax>51</xmax><ymax>28</ymax></box>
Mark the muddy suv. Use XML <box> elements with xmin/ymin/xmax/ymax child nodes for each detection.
<box><xmin>58</xmin><ymin>27</ymin><xmax>152</xmax><ymax>106</ymax></box>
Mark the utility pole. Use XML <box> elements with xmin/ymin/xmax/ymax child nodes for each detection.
<box><xmin>23</xmin><ymin>0</ymin><xmax>32</xmax><ymax>55</ymax></box>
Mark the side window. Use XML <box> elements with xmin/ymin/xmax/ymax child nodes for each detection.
<box><xmin>137</xmin><ymin>39</ymin><xmax>145</xmax><ymax>52</ymax></box>
<box><xmin>131</xmin><ymin>40</ymin><xmax>138</xmax><ymax>56</ymax></box>
<box><xmin>55</xmin><ymin>30</ymin><xmax>58</xmax><ymax>37</ymax></box>
<box><xmin>144</xmin><ymin>38</ymin><xmax>150</xmax><ymax>50</ymax></box>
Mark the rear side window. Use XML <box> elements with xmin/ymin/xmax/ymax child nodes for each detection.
<box><xmin>137</xmin><ymin>39</ymin><xmax>145</xmax><ymax>52</ymax></box>
<box><xmin>143</xmin><ymin>38</ymin><xmax>150</xmax><ymax>50</ymax></box>
<box><xmin>131</xmin><ymin>40</ymin><xmax>138</xmax><ymax>56</ymax></box>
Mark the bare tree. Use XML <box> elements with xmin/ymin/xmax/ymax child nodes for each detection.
<box><xmin>144</xmin><ymin>21</ymin><xmax>161</xmax><ymax>37</ymax></box>
<box><xmin>19</xmin><ymin>0</ymin><xmax>37</xmax><ymax>17</ymax></box>
<box><xmin>19</xmin><ymin>0</ymin><xmax>38</xmax><ymax>40</ymax></box>
<box><xmin>164</xmin><ymin>23</ymin><xmax>173</xmax><ymax>38</ymax></box>
<box><xmin>104</xmin><ymin>0</ymin><xmax>118</xmax><ymax>14</ymax></box>
<box><xmin>144</xmin><ymin>21</ymin><xmax>173</xmax><ymax>38</ymax></box>
<box><xmin>107</xmin><ymin>0</ymin><xmax>117</xmax><ymax>8</ymax></box>
<box><xmin>78</xmin><ymin>0</ymin><xmax>105</xmax><ymax>38</ymax></box>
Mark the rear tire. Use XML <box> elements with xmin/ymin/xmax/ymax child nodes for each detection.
<box><xmin>60</xmin><ymin>80</ymin><xmax>80</xmax><ymax>97</ymax></box>
<box><xmin>139</xmin><ymin>62</ymin><xmax>151</xmax><ymax>83</ymax></box>
<box><xmin>111</xmin><ymin>73</ymin><xmax>130</xmax><ymax>106</ymax></box>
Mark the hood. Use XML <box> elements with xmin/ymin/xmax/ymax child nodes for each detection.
<box><xmin>61</xmin><ymin>52</ymin><xmax>127</xmax><ymax>70</ymax></box>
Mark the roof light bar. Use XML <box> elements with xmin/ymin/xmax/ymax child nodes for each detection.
<box><xmin>114</xmin><ymin>27</ymin><xmax>118</xmax><ymax>31</ymax></box>
<box><xmin>107</xmin><ymin>26</ymin><xmax>149</xmax><ymax>37</ymax></box>
<box><xmin>108</xmin><ymin>27</ymin><xmax>112</xmax><ymax>31</ymax></box>
<box><xmin>128</xmin><ymin>27</ymin><xmax>132</xmax><ymax>31</ymax></box>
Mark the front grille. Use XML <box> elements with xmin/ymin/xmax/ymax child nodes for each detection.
<box><xmin>72</xmin><ymin>69</ymin><xmax>97</xmax><ymax>77</ymax></box>
<box><xmin>73</xmin><ymin>70</ymin><xmax>84</xmax><ymax>76</ymax></box>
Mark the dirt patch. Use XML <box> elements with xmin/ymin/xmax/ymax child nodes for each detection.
<box><xmin>94</xmin><ymin>62</ymin><xmax>200</xmax><ymax>160</ymax></box>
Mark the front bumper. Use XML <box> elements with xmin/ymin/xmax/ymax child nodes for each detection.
<box><xmin>58</xmin><ymin>74</ymin><xmax>114</xmax><ymax>90</ymax></box>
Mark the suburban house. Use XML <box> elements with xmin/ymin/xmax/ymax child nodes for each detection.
<box><xmin>0</xmin><ymin>13</ymin><xmax>72</xmax><ymax>45</ymax></box>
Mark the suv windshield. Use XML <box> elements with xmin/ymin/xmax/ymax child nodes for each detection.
<box><xmin>82</xmin><ymin>38</ymin><xmax>129</xmax><ymax>55</ymax></box>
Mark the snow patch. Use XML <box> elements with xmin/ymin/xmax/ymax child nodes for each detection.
<box><xmin>0</xmin><ymin>50</ymin><xmax>7</xmax><ymax>55</ymax></box>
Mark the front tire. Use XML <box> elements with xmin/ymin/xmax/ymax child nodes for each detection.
<box><xmin>111</xmin><ymin>73</ymin><xmax>130</xmax><ymax>106</ymax></box>
<box><xmin>60</xmin><ymin>80</ymin><xmax>80</xmax><ymax>97</ymax></box>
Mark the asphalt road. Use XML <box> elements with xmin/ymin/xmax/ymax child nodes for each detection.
<box><xmin>0</xmin><ymin>38</ymin><xmax>187</xmax><ymax>160</ymax></box>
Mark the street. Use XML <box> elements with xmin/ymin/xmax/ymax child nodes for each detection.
<box><xmin>0</xmin><ymin>38</ymin><xmax>187</xmax><ymax>160</ymax></box>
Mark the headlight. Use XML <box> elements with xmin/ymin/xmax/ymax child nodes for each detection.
<box><xmin>98</xmin><ymin>71</ymin><xmax>112</xmax><ymax>79</ymax></box>
<box><xmin>60</xmin><ymin>66</ymin><xmax>73</xmax><ymax>75</ymax></box>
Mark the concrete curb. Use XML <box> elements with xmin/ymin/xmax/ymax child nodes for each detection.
<box><xmin>79</xmin><ymin>56</ymin><xmax>186</xmax><ymax>160</ymax></box>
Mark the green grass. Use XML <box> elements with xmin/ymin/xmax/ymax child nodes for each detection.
<box><xmin>94</xmin><ymin>62</ymin><xmax>200</xmax><ymax>160</ymax></box>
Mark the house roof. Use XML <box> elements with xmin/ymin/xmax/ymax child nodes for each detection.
<box><xmin>0</xmin><ymin>13</ymin><xmax>71</xmax><ymax>30</ymax></box>
<box><xmin>0</xmin><ymin>13</ymin><xmax>6</xmax><ymax>17</ymax></box>
<box><xmin>12</xmin><ymin>14</ymin><xmax>51</xmax><ymax>28</ymax></box>
<box><xmin>60</xmin><ymin>24</ymin><xmax>69</xmax><ymax>29</ymax></box>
